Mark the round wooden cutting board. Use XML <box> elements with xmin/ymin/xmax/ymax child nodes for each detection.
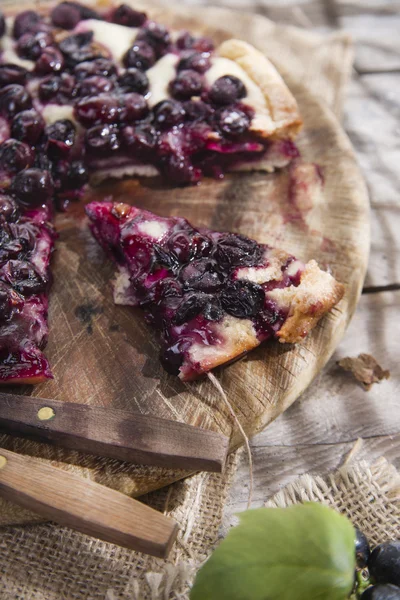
<box><xmin>0</xmin><ymin>1</ymin><xmax>370</xmax><ymax>525</ymax></box>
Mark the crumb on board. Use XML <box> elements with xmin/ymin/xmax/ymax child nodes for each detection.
<box><xmin>337</xmin><ymin>353</ymin><xmax>390</xmax><ymax>390</ymax></box>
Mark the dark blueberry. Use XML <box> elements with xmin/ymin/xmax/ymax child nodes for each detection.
<box><xmin>369</xmin><ymin>541</ymin><xmax>400</xmax><ymax>587</ymax></box>
<box><xmin>178</xmin><ymin>51</ymin><xmax>211</xmax><ymax>74</ymax></box>
<box><xmin>33</xmin><ymin>151</ymin><xmax>53</xmax><ymax>172</ymax></box>
<box><xmin>54</xmin><ymin>159</ymin><xmax>88</xmax><ymax>190</ymax></box>
<box><xmin>17</xmin><ymin>31</ymin><xmax>53</xmax><ymax>61</ymax></box>
<box><xmin>0</xmin><ymin>85</ymin><xmax>32</xmax><ymax>119</ymax></box>
<box><xmin>192</xmin><ymin>37</ymin><xmax>214</xmax><ymax>53</ymax></box>
<box><xmin>58</xmin><ymin>31</ymin><xmax>96</xmax><ymax>66</ymax></box>
<box><xmin>167</xmin><ymin>231</ymin><xmax>193</xmax><ymax>263</ymax></box>
<box><xmin>169</xmin><ymin>70</ymin><xmax>204</xmax><ymax>101</ymax></box>
<box><xmin>153</xmin><ymin>99</ymin><xmax>186</xmax><ymax>129</ymax></box>
<box><xmin>35</xmin><ymin>47</ymin><xmax>65</xmax><ymax>75</ymax></box>
<box><xmin>136</xmin><ymin>21</ymin><xmax>170</xmax><ymax>57</ymax></box>
<box><xmin>117</xmin><ymin>68</ymin><xmax>149</xmax><ymax>94</ymax></box>
<box><xmin>45</xmin><ymin>119</ymin><xmax>76</xmax><ymax>158</ymax></box>
<box><xmin>0</xmin><ymin>64</ymin><xmax>28</xmax><ymax>87</ymax></box>
<box><xmin>183</xmin><ymin>100</ymin><xmax>213</xmax><ymax>123</ymax></box>
<box><xmin>192</xmin><ymin>232</ymin><xmax>213</xmax><ymax>258</ymax></box>
<box><xmin>0</xmin><ymin>282</ymin><xmax>21</xmax><ymax>322</ymax></box>
<box><xmin>111</xmin><ymin>4</ymin><xmax>147</xmax><ymax>27</ymax></box>
<box><xmin>11</xmin><ymin>168</ymin><xmax>54</xmax><ymax>207</ymax></box>
<box><xmin>153</xmin><ymin>246</ymin><xmax>177</xmax><ymax>271</ymax></box>
<box><xmin>215</xmin><ymin>233</ymin><xmax>262</xmax><ymax>268</ymax></box>
<box><xmin>120</xmin><ymin>93</ymin><xmax>148</xmax><ymax>123</ymax></box>
<box><xmin>153</xmin><ymin>277</ymin><xmax>182</xmax><ymax>302</ymax></box>
<box><xmin>356</xmin><ymin>528</ymin><xmax>371</xmax><ymax>569</ymax></box>
<box><xmin>221</xmin><ymin>280</ymin><xmax>264</xmax><ymax>318</ymax></box>
<box><xmin>0</xmin><ymin>139</ymin><xmax>34</xmax><ymax>174</ymax></box>
<box><xmin>121</xmin><ymin>123</ymin><xmax>157</xmax><ymax>159</ymax></box>
<box><xmin>160</xmin><ymin>152</ymin><xmax>199</xmax><ymax>185</ymax></box>
<box><xmin>0</xmin><ymin>11</ymin><xmax>5</xmax><ymax>38</ymax></box>
<box><xmin>74</xmin><ymin>94</ymin><xmax>119</xmax><ymax>126</ymax></box>
<box><xmin>76</xmin><ymin>75</ymin><xmax>114</xmax><ymax>96</ymax></box>
<box><xmin>74</xmin><ymin>58</ymin><xmax>117</xmax><ymax>80</ymax></box>
<box><xmin>176</xmin><ymin>32</ymin><xmax>195</xmax><ymax>50</ymax></box>
<box><xmin>13</xmin><ymin>11</ymin><xmax>42</xmax><ymax>39</ymax></box>
<box><xmin>180</xmin><ymin>259</ymin><xmax>224</xmax><ymax>292</ymax></box>
<box><xmin>174</xmin><ymin>292</ymin><xmax>209</xmax><ymax>325</ymax></box>
<box><xmin>85</xmin><ymin>123</ymin><xmax>120</xmax><ymax>155</ymax></box>
<box><xmin>0</xmin><ymin>194</ymin><xmax>20</xmax><ymax>222</ymax></box>
<box><xmin>38</xmin><ymin>73</ymin><xmax>77</xmax><ymax>103</ymax></box>
<box><xmin>159</xmin><ymin>345</ymin><xmax>183</xmax><ymax>376</ymax></box>
<box><xmin>209</xmin><ymin>75</ymin><xmax>246</xmax><ymax>106</ymax></box>
<box><xmin>361</xmin><ymin>585</ymin><xmax>400</xmax><ymax>600</ymax></box>
<box><xmin>51</xmin><ymin>2</ymin><xmax>81</xmax><ymax>29</ymax></box>
<box><xmin>0</xmin><ymin>259</ymin><xmax>46</xmax><ymax>294</ymax></box>
<box><xmin>123</xmin><ymin>41</ymin><xmax>156</xmax><ymax>71</ymax></box>
<box><xmin>203</xmin><ymin>300</ymin><xmax>223</xmax><ymax>321</ymax></box>
<box><xmin>215</xmin><ymin>107</ymin><xmax>251</xmax><ymax>137</ymax></box>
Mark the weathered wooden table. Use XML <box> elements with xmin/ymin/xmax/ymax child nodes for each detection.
<box><xmin>181</xmin><ymin>0</ymin><xmax>400</xmax><ymax>517</ymax></box>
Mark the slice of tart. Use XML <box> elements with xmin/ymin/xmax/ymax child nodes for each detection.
<box><xmin>0</xmin><ymin>190</ymin><xmax>55</xmax><ymax>384</ymax></box>
<box><xmin>86</xmin><ymin>201</ymin><xmax>344</xmax><ymax>381</ymax></box>
<box><xmin>0</xmin><ymin>1</ymin><xmax>302</xmax><ymax>192</ymax></box>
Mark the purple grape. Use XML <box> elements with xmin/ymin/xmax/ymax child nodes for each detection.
<box><xmin>76</xmin><ymin>75</ymin><xmax>114</xmax><ymax>96</ymax></box>
<box><xmin>119</xmin><ymin>93</ymin><xmax>148</xmax><ymax>123</ymax></box>
<box><xmin>117</xmin><ymin>68</ymin><xmax>149</xmax><ymax>94</ymax></box>
<box><xmin>74</xmin><ymin>58</ymin><xmax>117</xmax><ymax>80</ymax></box>
<box><xmin>85</xmin><ymin>123</ymin><xmax>120</xmax><ymax>155</ymax></box>
<box><xmin>11</xmin><ymin>168</ymin><xmax>54</xmax><ymax>207</ymax></box>
<box><xmin>169</xmin><ymin>70</ymin><xmax>204</xmax><ymax>100</ymax></box>
<box><xmin>111</xmin><ymin>4</ymin><xmax>147</xmax><ymax>27</ymax></box>
<box><xmin>176</xmin><ymin>32</ymin><xmax>195</xmax><ymax>50</ymax></box>
<box><xmin>0</xmin><ymin>259</ymin><xmax>47</xmax><ymax>295</ymax></box>
<box><xmin>121</xmin><ymin>123</ymin><xmax>157</xmax><ymax>158</ymax></box>
<box><xmin>38</xmin><ymin>73</ymin><xmax>77</xmax><ymax>103</ymax></box>
<box><xmin>0</xmin><ymin>139</ymin><xmax>34</xmax><ymax>174</ymax></box>
<box><xmin>361</xmin><ymin>585</ymin><xmax>400</xmax><ymax>600</ymax></box>
<box><xmin>58</xmin><ymin>31</ymin><xmax>98</xmax><ymax>66</ymax></box>
<box><xmin>123</xmin><ymin>41</ymin><xmax>156</xmax><ymax>71</ymax></box>
<box><xmin>0</xmin><ymin>194</ymin><xmax>20</xmax><ymax>222</ymax></box>
<box><xmin>215</xmin><ymin>233</ymin><xmax>262</xmax><ymax>268</ymax></box>
<box><xmin>369</xmin><ymin>541</ymin><xmax>400</xmax><ymax>587</ymax></box>
<box><xmin>17</xmin><ymin>31</ymin><xmax>53</xmax><ymax>61</ymax></box>
<box><xmin>54</xmin><ymin>159</ymin><xmax>88</xmax><ymax>190</ymax></box>
<box><xmin>45</xmin><ymin>119</ymin><xmax>76</xmax><ymax>158</ymax></box>
<box><xmin>51</xmin><ymin>2</ymin><xmax>81</xmax><ymax>29</ymax></box>
<box><xmin>174</xmin><ymin>292</ymin><xmax>209</xmax><ymax>325</ymax></box>
<box><xmin>178</xmin><ymin>51</ymin><xmax>211</xmax><ymax>74</ymax></box>
<box><xmin>74</xmin><ymin>93</ymin><xmax>120</xmax><ymax>126</ymax></box>
<box><xmin>183</xmin><ymin>100</ymin><xmax>213</xmax><ymax>122</ymax></box>
<box><xmin>215</xmin><ymin>107</ymin><xmax>251</xmax><ymax>137</ymax></box>
<box><xmin>153</xmin><ymin>100</ymin><xmax>186</xmax><ymax>129</ymax></box>
<box><xmin>180</xmin><ymin>258</ymin><xmax>225</xmax><ymax>292</ymax></box>
<box><xmin>0</xmin><ymin>64</ymin><xmax>28</xmax><ymax>87</ymax></box>
<box><xmin>13</xmin><ymin>11</ymin><xmax>42</xmax><ymax>39</ymax></box>
<box><xmin>356</xmin><ymin>528</ymin><xmax>370</xmax><ymax>569</ymax></box>
<box><xmin>0</xmin><ymin>84</ymin><xmax>32</xmax><ymax>119</ymax></box>
<box><xmin>35</xmin><ymin>47</ymin><xmax>65</xmax><ymax>75</ymax></box>
<box><xmin>136</xmin><ymin>21</ymin><xmax>171</xmax><ymax>57</ymax></box>
<box><xmin>209</xmin><ymin>75</ymin><xmax>246</xmax><ymax>106</ymax></box>
<box><xmin>11</xmin><ymin>109</ymin><xmax>45</xmax><ymax>145</ymax></box>
<box><xmin>220</xmin><ymin>280</ymin><xmax>264</xmax><ymax>318</ymax></box>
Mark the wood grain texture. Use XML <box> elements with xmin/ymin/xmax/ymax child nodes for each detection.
<box><xmin>224</xmin><ymin>290</ymin><xmax>400</xmax><ymax>520</ymax></box>
<box><xmin>0</xmin><ymin>394</ymin><xmax>229</xmax><ymax>472</ymax></box>
<box><xmin>0</xmin><ymin>1</ymin><xmax>370</xmax><ymax>521</ymax></box>
<box><xmin>0</xmin><ymin>448</ymin><xmax>178</xmax><ymax>557</ymax></box>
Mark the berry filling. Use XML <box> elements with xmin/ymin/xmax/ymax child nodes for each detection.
<box><xmin>85</xmin><ymin>202</ymin><xmax>309</xmax><ymax>380</ymax></box>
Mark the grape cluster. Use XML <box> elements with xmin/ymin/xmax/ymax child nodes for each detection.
<box><xmin>354</xmin><ymin>529</ymin><xmax>400</xmax><ymax>599</ymax></box>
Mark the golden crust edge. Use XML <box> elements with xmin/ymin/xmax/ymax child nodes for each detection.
<box><xmin>216</xmin><ymin>38</ymin><xmax>303</xmax><ymax>140</ymax></box>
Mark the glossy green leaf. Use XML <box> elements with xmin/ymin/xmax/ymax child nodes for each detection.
<box><xmin>190</xmin><ymin>503</ymin><xmax>355</xmax><ymax>600</ymax></box>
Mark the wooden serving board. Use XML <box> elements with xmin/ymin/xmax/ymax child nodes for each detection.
<box><xmin>0</xmin><ymin>2</ymin><xmax>370</xmax><ymax>525</ymax></box>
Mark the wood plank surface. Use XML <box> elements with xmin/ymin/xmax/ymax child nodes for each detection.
<box><xmin>0</xmin><ymin>0</ymin><xmax>370</xmax><ymax>526</ymax></box>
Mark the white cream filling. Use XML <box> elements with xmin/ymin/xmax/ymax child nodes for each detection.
<box><xmin>77</xmin><ymin>19</ymin><xmax>138</xmax><ymax>63</ymax></box>
<box><xmin>1</xmin><ymin>34</ymin><xmax>35</xmax><ymax>70</ymax></box>
<box><xmin>41</xmin><ymin>104</ymin><xmax>75</xmax><ymax>125</ymax></box>
<box><xmin>146</xmin><ymin>53</ymin><xmax>179</xmax><ymax>107</ymax></box>
<box><xmin>137</xmin><ymin>220</ymin><xmax>169</xmax><ymax>239</ymax></box>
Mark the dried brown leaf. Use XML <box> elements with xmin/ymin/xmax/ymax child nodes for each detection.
<box><xmin>337</xmin><ymin>353</ymin><xmax>390</xmax><ymax>390</ymax></box>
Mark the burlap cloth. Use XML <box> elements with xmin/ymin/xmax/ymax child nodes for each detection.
<box><xmin>0</xmin><ymin>5</ymin><xmax>359</xmax><ymax>599</ymax></box>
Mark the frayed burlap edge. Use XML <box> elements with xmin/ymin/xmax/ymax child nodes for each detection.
<box><xmin>266</xmin><ymin>457</ymin><xmax>400</xmax><ymax>546</ymax></box>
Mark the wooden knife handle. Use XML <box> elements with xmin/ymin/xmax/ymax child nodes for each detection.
<box><xmin>0</xmin><ymin>393</ymin><xmax>229</xmax><ymax>473</ymax></box>
<box><xmin>0</xmin><ymin>448</ymin><xmax>178</xmax><ymax>558</ymax></box>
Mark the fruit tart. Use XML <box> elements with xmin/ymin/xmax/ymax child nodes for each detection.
<box><xmin>86</xmin><ymin>202</ymin><xmax>344</xmax><ymax>381</ymax></box>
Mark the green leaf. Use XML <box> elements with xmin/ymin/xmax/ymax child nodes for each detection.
<box><xmin>190</xmin><ymin>503</ymin><xmax>355</xmax><ymax>600</ymax></box>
